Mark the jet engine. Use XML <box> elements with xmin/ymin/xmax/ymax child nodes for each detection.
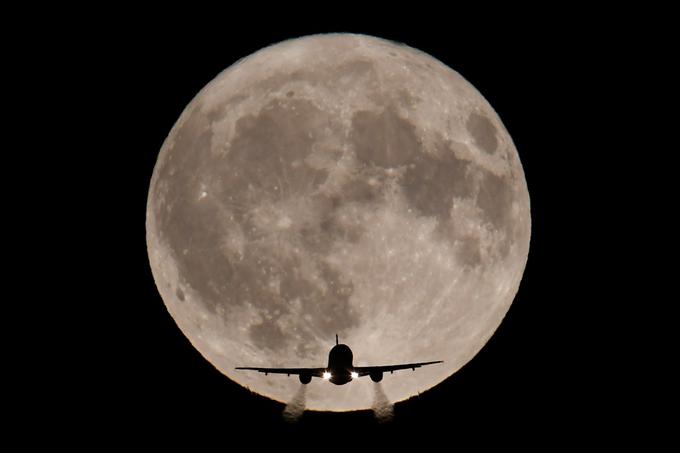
<box><xmin>370</xmin><ymin>371</ymin><xmax>383</xmax><ymax>382</ymax></box>
<box><xmin>299</xmin><ymin>374</ymin><xmax>312</xmax><ymax>384</ymax></box>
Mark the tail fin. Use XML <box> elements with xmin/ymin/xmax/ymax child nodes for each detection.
<box><xmin>336</xmin><ymin>334</ymin><xmax>339</xmax><ymax>345</ymax></box>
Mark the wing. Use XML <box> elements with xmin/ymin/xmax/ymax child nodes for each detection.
<box><xmin>235</xmin><ymin>367</ymin><xmax>326</xmax><ymax>377</ymax></box>
<box><xmin>354</xmin><ymin>360</ymin><xmax>443</xmax><ymax>376</ymax></box>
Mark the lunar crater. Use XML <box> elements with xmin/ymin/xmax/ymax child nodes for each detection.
<box><xmin>467</xmin><ymin>112</ymin><xmax>499</xmax><ymax>154</ymax></box>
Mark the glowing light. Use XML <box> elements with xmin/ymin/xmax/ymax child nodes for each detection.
<box><xmin>323</xmin><ymin>371</ymin><xmax>331</xmax><ymax>380</ymax></box>
<box><xmin>351</xmin><ymin>371</ymin><xmax>359</xmax><ymax>379</ymax></box>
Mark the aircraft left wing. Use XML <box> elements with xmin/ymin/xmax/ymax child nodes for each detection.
<box><xmin>235</xmin><ymin>367</ymin><xmax>326</xmax><ymax>377</ymax></box>
<box><xmin>354</xmin><ymin>361</ymin><xmax>443</xmax><ymax>376</ymax></box>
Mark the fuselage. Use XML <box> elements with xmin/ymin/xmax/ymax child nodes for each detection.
<box><xmin>326</xmin><ymin>343</ymin><xmax>355</xmax><ymax>385</ymax></box>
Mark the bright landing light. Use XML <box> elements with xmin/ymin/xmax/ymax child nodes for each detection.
<box><xmin>351</xmin><ymin>371</ymin><xmax>359</xmax><ymax>379</ymax></box>
<box><xmin>323</xmin><ymin>371</ymin><xmax>332</xmax><ymax>380</ymax></box>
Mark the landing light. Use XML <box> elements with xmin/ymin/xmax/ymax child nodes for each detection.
<box><xmin>323</xmin><ymin>371</ymin><xmax>332</xmax><ymax>380</ymax></box>
<box><xmin>351</xmin><ymin>371</ymin><xmax>359</xmax><ymax>379</ymax></box>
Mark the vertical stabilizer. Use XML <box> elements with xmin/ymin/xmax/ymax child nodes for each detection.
<box><xmin>336</xmin><ymin>334</ymin><xmax>339</xmax><ymax>345</ymax></box>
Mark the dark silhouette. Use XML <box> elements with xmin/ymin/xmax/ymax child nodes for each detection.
<box><xmin>236</xmin><ymin>334</ymin><xmax>442</xmax><ymax>385</ymax></box>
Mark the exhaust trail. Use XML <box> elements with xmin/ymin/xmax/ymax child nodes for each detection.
<box><xmin>372</xmin><ymin>382</ymin><xmax>394</xmax><ymax>423</ymax></box>
<box><xmin>282</xmin><ymin>384</ymin><xmax>307</xmax><ymax>422</ymax></box>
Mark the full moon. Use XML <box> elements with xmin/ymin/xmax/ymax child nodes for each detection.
<box><xmin>146</xmin><ymin>34</ymin><xmax>530</xmax><ymax>411</ymax></box>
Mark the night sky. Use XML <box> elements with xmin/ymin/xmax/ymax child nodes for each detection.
<box><xmin>27</xmin><ymin>12</ymin><xmax>646</xmax><ymax>447</ymax></box>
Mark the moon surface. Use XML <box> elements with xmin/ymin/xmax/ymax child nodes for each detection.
<box><xmin>146</xmin><ymin>34</ymin><xmax>530</xmax><ymax>411</ymax></box>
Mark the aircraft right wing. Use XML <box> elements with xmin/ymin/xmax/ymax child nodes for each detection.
<box><xmin>235</xmin><ymin>367</ymin><xmax>326</xmax><ymax>377</ymax></box>
<box><xmin>354</xmin><ymin>360</ymin><xmax>443</xmax><ymax>376</ymax></box>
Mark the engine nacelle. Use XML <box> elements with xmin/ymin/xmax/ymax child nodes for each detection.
<box><xmin>370</xmin><ymin>371</ymin><xmax>383</xmax><ymax>382</ymax></box>
<box><xmin>299</xmin><ymin>374</ymin><xmax>312</xmax><ymax>384</ymax></box>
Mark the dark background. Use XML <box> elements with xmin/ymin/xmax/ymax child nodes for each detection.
<box><xmin>23</xmin><ymin>11</ymin><xmax>655</xmax><ymax>447</ymax></box>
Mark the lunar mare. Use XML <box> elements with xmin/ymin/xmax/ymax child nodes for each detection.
<box><xmin>146</xmin><ymin>34</ymin><xmax>530</xmax><ymax>411</ymax></box>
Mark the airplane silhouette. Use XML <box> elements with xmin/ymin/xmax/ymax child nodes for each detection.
<box><xmin>236</xmin><ymin>335</ymin><xmax>443</xmax><ymax>385</ymax></box>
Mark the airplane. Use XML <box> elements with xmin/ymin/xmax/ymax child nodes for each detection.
<box><xmin>236</xmin><ymin>334</ymin><xmax>443</xmax><ymax>385</ymax></box>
